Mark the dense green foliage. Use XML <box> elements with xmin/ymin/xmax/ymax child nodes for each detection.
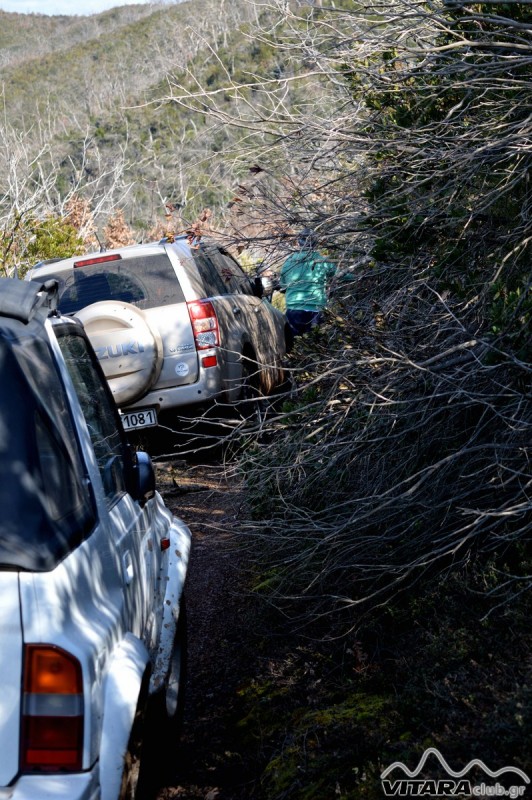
<box><xmin>234</xmin><ymin>557</ymin><xmax>532</xmax><ymax>799</ymax></box>
<box><xmin>23</xmin><ymin>215</ymin><xmax>84</xmax><ymax>265</ymax></box>
<box><xmin>357</xmin><ymin>2</ymin><xmax>531</xmax><ymax>356</ymax></box>
<box><xmin>0</xmin><ymin>214</ymin><xmax>83</xmax><ymax>277</ymax></box>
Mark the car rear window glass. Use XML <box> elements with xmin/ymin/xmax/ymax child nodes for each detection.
<box><xmin>0</xmin><ymin>330</ymin><xmax>95</xmax><ymax>571</ymax></box>
<box><xmin>192</xmin><ymin>249</ymin><xmax>227</xmax><ymax>296</ymax></box>
<box><xmin>51</xmin><ymin>253</ymin><xmax>185</xmax><ymax>314</ymax></box>
<box><xmin>200</xmin><ymin>243</ymin><xmax>254</xmax><ymax>296</ymax></box>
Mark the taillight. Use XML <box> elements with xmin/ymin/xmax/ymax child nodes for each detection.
<box><xmin>21</xmin><ymin>645</ymin><xmax>84</xmax><ymax>772</ymax></box>
<box><xmin>187</xmin><ymin>300</ymin><xmax>220</xmax><ymax>350</ymax></box>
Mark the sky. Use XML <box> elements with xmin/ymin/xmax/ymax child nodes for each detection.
<box><xmin>0</xmin><ymin>0</ymin><xmax>153</xmax><ymax>15</ymax></box>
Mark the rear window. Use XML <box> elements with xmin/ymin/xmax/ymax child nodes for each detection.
<box><xmin>51</xmin><ymin>252</ymin><xmax>185</xmax><ymax>314</ymax></box>
<box><xmin>0</xmin><ymin>330</ymin><xmax>95</xmax><ymax>571</ymax></box>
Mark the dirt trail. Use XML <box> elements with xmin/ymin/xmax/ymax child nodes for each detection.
<box><xmin>154</xmin><ymin>459</ymin><xmax>263</xmax><ymax>800</ymax></box>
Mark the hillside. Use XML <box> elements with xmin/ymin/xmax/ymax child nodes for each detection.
<box><xmin>0</xmin><ymin>1</ymin><xmax>249</xmax><ymax>126</ymax></box>
<box><xmin>0</xmin><ymin>0</ymin><xmax>283</xmax><ymax>238</ymax></box>
<box><xmin>0</xmin><ymin>4</ymin><xmax>159</xmax><ymax>70</ymax></box>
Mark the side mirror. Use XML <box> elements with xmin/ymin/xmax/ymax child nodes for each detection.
<box><xmin>260</xmin><ymin>275</ymin><xmax>275</xmax><ymax>298</ymax></box>
<box><xmin>255</xmin><ymin>267</ymin><xmax>280</xmax><ymax>301</ymax></box>
<box><xmin>251</xmin><ymin>276</ymin><xmax>264</xmax><ymax>298</ymax></box>
<box><xmin>132</xmin><ymin>450</ymin><xmax>156</xmax><ymax>505</ymax></box>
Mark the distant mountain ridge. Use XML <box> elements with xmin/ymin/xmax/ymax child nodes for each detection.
<box><xmin>0</xmin><ymin>0</ymin><xmax>260</xmax><ymax>230</ymax></box>
<box><xmin>0</xmin><ymin>4</ymin><xmax>161</xmax><ymax>70</ymax></box>
<box><xmin>0</xmin><ymin>2</ymin><xmax>202</xmax><ymax>125</ymax></box>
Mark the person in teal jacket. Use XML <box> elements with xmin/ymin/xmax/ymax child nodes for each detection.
<box><xmin>280</xmin><ymin>228</ymin><xmax>336</xmax><ymax>336</ymax></box>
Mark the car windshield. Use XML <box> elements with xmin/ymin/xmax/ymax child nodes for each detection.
<box><xmin>0</xmin><ymin>328</ymin><xmax>95</xmax><ymax>571</ymax></box>
<box><xmin>47</xmin><ymin>252</ymin><xmax>186</xmax><ymax>314</ymax></box>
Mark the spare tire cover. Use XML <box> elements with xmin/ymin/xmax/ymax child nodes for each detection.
<box><xmin>76</xmin><ymin>301</ymin><xmax>163</xmax><ymax>406</ymax></box>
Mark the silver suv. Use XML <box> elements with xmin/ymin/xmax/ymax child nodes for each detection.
<box><xmin>27</xmin><ymin>237</ymin><xmax>289</xmax><ymax>434</ymax></box>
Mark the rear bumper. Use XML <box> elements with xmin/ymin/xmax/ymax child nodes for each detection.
<box><xmin>122</xmin><ymin>360</ymin><xmax>223</xmax><ymax>414</ymax></box>
<box><xmin>3</xmin><ymin>768</ymin><xmax>99</xmax><ymax>799</ymax></box>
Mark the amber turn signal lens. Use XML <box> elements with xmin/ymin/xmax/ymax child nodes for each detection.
<box><xmin>24</xmin><ymin>645</ymin><xmax>82</xmax><ymax>695</ymax></box>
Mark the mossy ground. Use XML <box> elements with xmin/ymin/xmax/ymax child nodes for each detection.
<box><xmin>229</xmin><ymin>562</ymin><xmax>532</xmax><ymax>800</ymax></box>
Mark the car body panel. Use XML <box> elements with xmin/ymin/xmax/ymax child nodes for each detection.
<box><xmin>149</xmin><ymin>507</ymin><xmax>191</xmax><ymax>694</ymax></box>
<box><xmin>99</xmin><ymin>634</ymin><xmax>150</xmax><ymax>800</ymax></box>
<box><xmin>0</xmin><ymin>278</ymin><xmax>191</xmax><ymax>799</ymax></box>
<box><xmin>143</xmin><ymin>304</ymin><xmax>199</xmax><ymax>389</ymax></box>
<box><xmin>0</xmin><ymin>574</ymin><xmax>23</xmax><ymax>787</ymax></box>
<box><xmin>5</xmin><ymin>770</ymin><xmax>100</xmax><ymax>800</ymax></box>
<box><xmin>123</xmin><ymin>363</ymin><xmax>220</xmax><ymax>412</ymax></box>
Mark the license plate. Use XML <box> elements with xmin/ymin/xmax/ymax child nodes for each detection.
<box><xmin>120</xmin><ymin>407</ymin><xmax>158</xmax><ymax>430</ymax></box>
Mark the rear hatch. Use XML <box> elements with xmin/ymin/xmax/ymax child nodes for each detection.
<box><xmin>28</xmin><ymin>246</ymin><xmax>200</xmax><ymax>405</ymax></box>
<box><xmin>0</xmin><ymin>573</ymin><xmax>23</xmax><ymax>786</ymax></box>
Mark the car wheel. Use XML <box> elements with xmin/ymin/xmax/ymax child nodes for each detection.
<box><xmin>238</xmin><ymin>353</ymin><xmax>268</xmax><ymax>427</ymax></box>
<box><xmin>270</xmin><ymin>369</ymin><xmax>295</xmax><ymax>413</ymax></box>
<box><xmin>140</xmin><ymin>598</ymin><xmax>188</xmax><ymax>781</ymax></box>
<box><xmin>145</xmin><ymin>597</ymin><xmax>187</xmax><ymax>735</ymax></box>
<box><xmin>120</xmin><ymin>604</ymin><xmax>187</xmax><ymax>800</ymax></box>
<box><xmin>164</xmin><ymin>597</ymin><xmax>188</xmax><ymax>728</ymax></box>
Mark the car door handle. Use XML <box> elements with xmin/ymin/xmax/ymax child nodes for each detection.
<box><xmin>122</xmin><ymin>551</ymin><xmax>134</xmax><ymax>585</ymax></box>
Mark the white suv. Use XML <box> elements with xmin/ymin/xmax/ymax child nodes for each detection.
<box><xmin>27</xmin><ymin>237</ymin><xmax>289</xmax><ymax>435</ymax></box>
<box><xmin>0</xmin><ymin>277</ymin><xmax>191</xmax><ymax>799</ymax></box>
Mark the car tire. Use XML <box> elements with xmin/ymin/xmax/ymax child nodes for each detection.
<box><xmin>121</xmin><ymin>601</ymin><xmax>187</xmax><ymax>800</ymax></box>
<box><xmin>76</xmin><ymin>301</ymin><xmax>163</xmax><ymax>406</ymax></box>
<box><xmin>284</xmin><ymin>323</ymin><xmax>295</xmax><ymax>354</ymax></box>
<box><xmin>145</xmin><ymin>597</ymin><xmax>187</xmax><ymax>735</ymax></box>
<box><xmin>139</xmin><ymin>598</ymin><xmax>188</xmax><ymax>785</ymax></box>
<box><xmin>164</xmin><ymin>596</ymin><xmax>188</xmax><ymax>729</ymax></box>
<box><xmin>238</xmin><ymin>351</ymin><xmax>268</xmax><ymax>427</ymax></box>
